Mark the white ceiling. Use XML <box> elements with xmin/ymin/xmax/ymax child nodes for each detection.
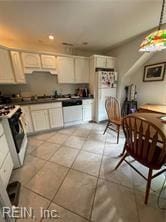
<box><xmin>0</xmin><ymin>0</ymin><xmax>163</xmax><ymax>52</ymax></box>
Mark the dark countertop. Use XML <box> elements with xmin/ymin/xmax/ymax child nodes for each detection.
<box><xmin>12</xmin><ymin>97</ymin><xmax>94</xmax><ymax>106</ymax></box>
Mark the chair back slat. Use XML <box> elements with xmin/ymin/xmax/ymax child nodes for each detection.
<box><xmin>138</xmin><ymin>121</ymin><xmax>143</xmax><ymax>157</ymax></box>
<box><xmin>142</xmin><ymin>125</ymin><xmax>150</xmax><ymax>160</ymax></box>
<box><xmin>134</xmin><ymin>118</ymin><xmax>137</xmax><ymax>155</ymax></box>
<box><xmin>148</xmin><ymin>132</ymin><xmax>158</xmax><ymax>163</ymax></box>
<box><xmin>122</xmin><ymin>115</ymin><xmax>166</xmax><ymax>169</ymax></box>
<box><xmin>105</xmin><ymin>97</ymin><xmax>121</xmax><ymax>122</ymax></box>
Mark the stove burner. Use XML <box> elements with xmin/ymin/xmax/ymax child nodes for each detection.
<box><xmin>0</xmin><ymin>104</ymin><xmax>15</xmax><ymax>117</ymax></box>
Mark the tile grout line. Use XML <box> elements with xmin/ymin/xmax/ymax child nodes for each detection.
<box><xmin>49</xmin><ymin>136</ymin><xmax>87</xmax><ymax>202</ymax></box>
<box><xmin>43</xmin><ymin>126</ymin><xmax>98</xmax><ymax>221</ymax></box>
<box><xmin>39</xmin><ymin>137</ymin><xmax>89</xmax><ymax>222</ymax></box>
<box><xmin>46</xmin><ymin>125</ymin><xmax>97</xmax><ymax>222</ymax></box>
<box><xmin>88</xmin><ymin>128</ymin><xmax>107</xmax><ymax>221</ymax></box>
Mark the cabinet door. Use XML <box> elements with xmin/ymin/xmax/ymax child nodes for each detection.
<box><xmin>22</xmin><ymin>52</ymin><xmax>41</xmax><ymax>68</ymax></box>
<box><xmin>31</xmin><ymin>110</ymin><xmax>50</xmax><ymax>132</ymax></box>
<box><xmin>83</xmin><ymin>104</ymin><xmax>93</xmax><ymax>122</ymax></box>
<box><xmin>49</xmin><ymin>108</ymin><xmax>63</xmax><ymax>128</ymax></box>
<box><xmin>21</xmin><ymin>106</ymin><xmax>34</xmax><ymax>133</ymax></box>
<box><xmin>0</xmin><ymin>48</ymin><xmax>15</xmax><ymax>83</ymax></box>
<box><xmin>57</xmin><ymin>56</ymin><xmax>74</xmax><ymax>83</ymax></box>
<box><xmin>0</xmin><ymin>133</ymin><xmax>9</xmax><ymax>168</ymax></box>
<box><xmin>75</xmin><ymin>57</ymin><xmax>89</xmax><ymax>83</ymax></box>
<box><xmin>96</xmin><ymin>56</ymin><xmax>106</xmax><ymax>68</ymax></box>
<box><xmin>0</xmin><ymin>153</ymin><xmax>13</xmax><ymax>188</ymax></box>
<box><xmin>106</xmin><ymin>57</ymin><xmax>115</xmax><ymax>68</ymax></box>
<box><xmin>41</xmin><ymin>55</ymin><xmax>56</xmax><ymax>69</ymax></box>
<box><xmin>10</xmin><ymin>51</ymin><xmax>25</xmax><ymax>83</ymax></box>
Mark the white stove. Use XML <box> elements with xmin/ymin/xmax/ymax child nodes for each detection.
<box><xmin>0</xmin><ymin>104</ymin><xmax>20</xmax><ymax>119</ymax></box>
<box><xmin>0</xmin><ymin>104</ymin><xmax>27</xmax><ymax>168</ymax></box>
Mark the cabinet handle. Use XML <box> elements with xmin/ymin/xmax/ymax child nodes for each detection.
<box><xmin>0</xmin><ymin>133</ymin><xmax>4</xmax><ymax>138</ymax></box>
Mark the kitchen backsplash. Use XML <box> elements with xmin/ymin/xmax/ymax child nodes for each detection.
<box><xmin>0</xmin><ymin>72</ymin><xmax>88</xmax><ymax>96</ymax></box>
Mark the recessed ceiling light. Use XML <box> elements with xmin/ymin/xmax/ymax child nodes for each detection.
<box><xmin>48</xmin><ymin>34</ymin><xmax>54</xmax><ymax>40</ymax></box>
<box><xmin>62</xmin><ymin>42</ymin><xmax>73</xmax><ymax>46</ymax></box>
<box><xmin>82</xmin><ymin>42</ymin><xmax>88</xmax><ymax>45</ymax></box>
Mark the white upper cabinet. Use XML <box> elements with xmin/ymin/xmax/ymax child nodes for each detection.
<box><xmin>57</xmin><ymin>56</ymin><xmax>75</xmax><ymax>83</ymax></box>
<box><xmin>41</xmin><ymin>54</ymin><xmax>56</xmax><ymax>69</ymax></box>
<box><xmin>95</xmin><ymin>55</ymin><xmax>115</xmax><ymax>69</ymax></box>
<box><xmin>0</xmin><ymin>48</ymin><xmax>15</xmax><ymax>83</ymax></box>
<box><xmin>22</xmin><ymin>52</ymin><xmax>57</xmax><ymax>74</ymax></box>
<box><xmin>96</xmin><ymin>56</ymin><xmax>107</xmax><ymax>68</ymax></box>
<box><xmin>106</xmin><ymin>57</ymin><xmax>115</xmax><ymax>68</ymax></box>
<box><xmin>22</xmin><ymin>52</ymin><xmax>41</xmax><ymax>69</ymax></box>
<box><xmin>75</xmin><ymin>57</ymin><xmax>89</xmax><ymax>83</ymax></box>
<box><xmin>10</xmin><ymin>51</ymin><xmax>25</xmax><ymax>83</ymax></box>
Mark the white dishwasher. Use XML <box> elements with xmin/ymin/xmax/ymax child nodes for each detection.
<box><xmin>62</xmin><ymin>100</ymin><xmax>83</xmax><ymax>126</ymax></box>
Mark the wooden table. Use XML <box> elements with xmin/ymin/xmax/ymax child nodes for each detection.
<box><xmin>139</xmin><ymin>104</ymin><xmax>166</xmax><ymax>115</ymax></box>
<box><xmin>131</xmin><ymin>112</ymin><xmax>166</xmax><ymax>137</ymax></box>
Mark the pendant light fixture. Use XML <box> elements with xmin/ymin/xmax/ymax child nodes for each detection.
<box><xmin>139</xmin><ymin>0</ymin><xmax>166</xmax><ymax>52</ymax></box>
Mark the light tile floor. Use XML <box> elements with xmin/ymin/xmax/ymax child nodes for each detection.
<box><xmin>10</xmin><ymin>123</ymin><xmax>166</xmax><ymax>222</ymax></box>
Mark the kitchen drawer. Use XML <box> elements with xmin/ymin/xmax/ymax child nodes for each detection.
<box><xmin>0</xmin><ymin>133</ymin><xmax>9</xmax><ymax>168</ymax></box>
<box><xmin>30</xmin><ymin>102</ymin><xmax>61</xmax><ymax>110</ymax></box>
<box><xmin>82</xmin><ymin>99</ymin><xmax>94</xmax><ymax>105</ymax></box>
<box><xmin>0</xmin><ymin>152</ymin><xmax>13</xmax><ymax>188</ymax></box>
<box><xmin>0</xmin><ymin>122</ymin><xmax>3</xmax><ymax>136</ymax></box>
<box><xmin>30</xmin><ymin>103</ymin><xmax>52</xmax><ymax>110</ymax></box>
<box><xmin>50</xmin><ymin>102</ymin><xmax>62</xmax><ymax>108</ymax></box>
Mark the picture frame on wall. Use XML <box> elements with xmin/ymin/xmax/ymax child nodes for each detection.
<box><xmin>143</xmin><ymin>62</ymin><xmax>165</xmax><ymax>82</ymax></box>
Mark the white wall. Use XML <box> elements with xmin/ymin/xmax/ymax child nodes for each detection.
<box><xmin>106</xmin><ymin>31</ymin><xmax>166</xmax><ymax>106</ymax></box>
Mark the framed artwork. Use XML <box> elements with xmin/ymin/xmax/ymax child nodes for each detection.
<box><xmin>143</xmin><ymin>62</ymin><xmax>165</xmax><ymax>82</ymax></box>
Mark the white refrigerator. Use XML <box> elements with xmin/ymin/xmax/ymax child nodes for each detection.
<box><xmin>94</xmin><ymin>68</ymin><xmax>117</xmax><ymax>122</ymax></box>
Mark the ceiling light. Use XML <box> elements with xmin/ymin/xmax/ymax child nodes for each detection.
<box><xmin>48</xmin><ymin>34</ymin><xmax>54</xmax><ymax>40</ymax></box>
<box><xmin>139</xmin><ymin>0</ymin><xmax>166</xmax><ymax>52</ymax></box>
<box><xmin>82</xmin><ymin>42</ymin><xmax>88</xmax><ymax>45</ymax></box>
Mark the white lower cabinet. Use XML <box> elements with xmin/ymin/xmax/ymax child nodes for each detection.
<box><xmin>21</xmin><ymin>100</ymin><xmax>93</xmax><ymax>133</ymax></box>
<box><xmin>82</xmin><ymin>99</ymin><xmax>94</xmax><ymax>122</ymax></box>
<box><xmin>0</xmin><ymin>153</ymin><xmax>13</xmax><ymax>188</ymax></box>
<box><xmin>83</xmin><ymin>105</ymin><xmax>93</xmax><ymax>122</ymax></box>
<box><xmin>31</xmin><ymin>110</ymin><xmax>50</xmax><ymax>132</ymax></box>
<box><xmin>0</xmin><ymin>122</ymin><xmax>14</xmax><ymax>188</ymax></box>
<box><xmin>49</xmin><ymin>108</ymin><xmax>63</xmax><ymax>128</ymax></box>
<box><xmin>29</xmin><ymin>102</ymin><xmax>63</xmax><ymax>132</ymax></box>
<box><xmin>0</xmin><ymin>133</ymin><xmax>9</xmax><ymax>167</ymax></box>
<box><xmin>21</xmin><ymin>106</ymin><xmax>34</xmax><ymax>133</ymax></box>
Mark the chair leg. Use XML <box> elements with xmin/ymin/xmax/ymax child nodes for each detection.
<box><xmin>103</xmin><ymin>121</ymin><xmax>110</xmax><ymax>135</ymax></box>
<box><xmin>144</xmin><ymin>169</ymin><xmax>153</xmax><ymax>205</ymax></box>
<box><xmin>118</xmin><ymin>146</ymin><xmax>126</xmax><ymax>157</ymax></box>
<box><xmin>114</xmin><ymin>152</ymin><xmax>128</xmax><ymax>170</ymax></box>
<box><xmin>119</xmin><ymin>142</ymin><xmax>126</xmax><ymax>157</ymax></box>
<box><xmin>117</xmin><ymin>125</ymin><xmax>120</xmax><ymax>144</ymax></box>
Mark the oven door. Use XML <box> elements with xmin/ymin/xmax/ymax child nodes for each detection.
<box><xmin>9</xmin><ymin>110</ymin><xmax>25</xmax><ymax>153</ymax></box>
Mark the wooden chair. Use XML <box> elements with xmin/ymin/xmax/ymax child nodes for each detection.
<box><xmin>114</xmin><ymin>115</ymin><xmax>166</xmax><ymax>204</ymax></box>
<box><xmin>103</xmin><ymin>96</ymin><xmax>121</xmax><ymax>143</ymax></box>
